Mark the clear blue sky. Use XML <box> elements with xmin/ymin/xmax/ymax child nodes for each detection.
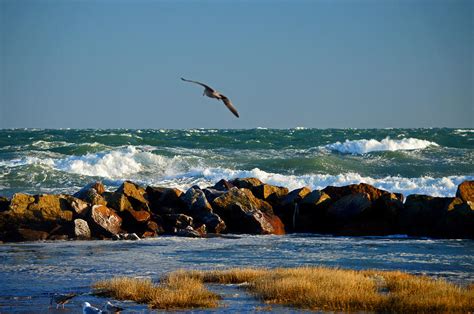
<box><xmin>1</xmin><ymin>0</ymin><xmax>472</xmax><ymax>129</ymax></box>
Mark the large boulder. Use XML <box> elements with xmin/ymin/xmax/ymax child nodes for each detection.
<box><xmin>212</xmin><ymin>187</ymin><xmax>284</xmax><ymax>235</ymax></box>
<box><xmin>400</xmin><ymin>195</ymin><xmax>462</xmax><ymax>237</ymax></box>
<box><xmin>327</xmin><ymin>193</ymin><xmax>372</xmax><ymax>221</ymax></box>
<box><xmin>87</xmin><ymin>205</ymin><xmax>122</xmax><ymax>237</ymax></box>
<box><xmin>456</xmin><ymin>181</ymin><xmax>474</xmax><ymax>203</ymax></box>
<box><xmin>4</xmin><ymin>193</ymin><xmax>76</xmax><ymax>230</ymax></box>
<box><xmin>182</xmin><ymin>187</ymin><xmax>226</xmax><ymax>233</ymax></box>
<box><xmin>162</xmin><ymin>214</ymin><xmax>194</xmax><ymax>234</ymax></box>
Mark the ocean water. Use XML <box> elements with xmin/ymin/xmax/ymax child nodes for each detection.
<box><xmin>0</xmin><ymin>128</ymin><xmax>473</xmax><ymax>198</ymax></box>
<box><xmin>1</xmin><ymin>128</ymin><xmax>473</xmax><ymax>313</ymax></box>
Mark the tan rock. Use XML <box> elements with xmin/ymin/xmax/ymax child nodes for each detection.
<box><xmin>456</xmin><ymin>181</ymin><xmax>474</xmax><ymax>202</ymax></box>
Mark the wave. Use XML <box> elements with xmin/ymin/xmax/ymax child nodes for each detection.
<box><xmin>160</xmin><ymin>167</ymin><xmax>471</xmax><ymax>198</ymax></box>
<box><xmin>324</xmin><ymin>137</ymin><xmax>439</xmax><ymax>154</ymax></box>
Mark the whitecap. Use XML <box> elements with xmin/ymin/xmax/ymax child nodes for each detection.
<box><xmin>324</xmin><ymin>137</ymin><xmax>439</xmax><ymax>154</ymax></box>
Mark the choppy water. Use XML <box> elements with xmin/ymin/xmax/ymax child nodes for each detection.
<box><xmin>0</xmin><ymin>235</ymin><xmax>473</xmax><ymax>313</ymax></box>
<box><xmin>0</xmin><ymin>128</ymin><xmax>473</xmax><ymax>198</ymax></box>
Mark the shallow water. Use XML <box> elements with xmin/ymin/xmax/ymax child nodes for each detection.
<box><xmin>0</xmin><ymin>234</ymin><xmax>473</xmax><ymax>313</ymax></box>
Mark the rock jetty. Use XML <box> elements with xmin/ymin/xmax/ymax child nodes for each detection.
<box><xmin>0</xmin><ymin>179</ymin><xmax>472</xmax><ymax>242</ymax></box>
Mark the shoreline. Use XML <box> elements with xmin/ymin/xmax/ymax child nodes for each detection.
<box><xmin>0</xmin><ymin>178</ymin><xmax>473</xmax><ymax>242</ymax></box>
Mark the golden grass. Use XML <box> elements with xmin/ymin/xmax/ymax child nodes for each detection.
<box><xmin>93</xmin><ymin>267</ymin><xmax>474</xmax><ymax>312</ymax></box>
<box><xmin>92</xmin><ymin>274</ymin><xmax>219</xmax><ymax>309</ymax></box>
<box><xmin>176</xmin><ymin>267</ymin><xmax>474</xmax><ymax>313</ymax></box>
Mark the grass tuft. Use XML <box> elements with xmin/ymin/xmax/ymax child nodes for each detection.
<box><xmin>93</xmin><ymin>274</ymin><xmax>219</xmax><ymax>309</ymax></box>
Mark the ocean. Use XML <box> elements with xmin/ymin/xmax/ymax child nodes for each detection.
<box><xmin>0</xmin><ymin>128</ymin><xmax>473</xmax><ymax>313</ymax></box>
<box><xmin>0</xmin><ymin>128</ymin><xmax>473</xmax><ymax>198</ymax></box>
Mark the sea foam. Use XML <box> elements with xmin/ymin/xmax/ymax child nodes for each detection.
<box><xmin>324</xmin><ymin>137</ymin><xmax>439</xmax><ymax>154</ymax></box>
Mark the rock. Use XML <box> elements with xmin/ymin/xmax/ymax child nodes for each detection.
<box><xmin>294</xmin><ymin>191</ymin><xmax>332</xmax><ymax>232</ymax></box>
<box><xmin>275</xmin><ymin>187</ymin><xmax>311</xmax><ymax>231</ymax></box>
<box><xmin>176</xmin><ymin>226</ymin><xmax>203</xmax><ymax>238</ymax></box>
<box><xmin>327</xmin><ymin>193</ymin><xmax>372</xmax><ymax>221</ymax></box>
<box><xmin>108</xmin><ymin>181</ymin><xmax>149</xmax><ymax>212</ymax></box>
<box><xmin>65</xmin><ymin>196</ymin><xmax>90</xmax><ymax>217</ymax></box>
<box><xmin>0</xmin><ymin>197</ymin><xmax>9</xmax><ymax>212</ymax></box>
<box><xmin>119</xmin><ymin>209</ymin><xmax>151</xmax><ymax>232</ymax></box>
<box><xmin>212</xmin><ymin>179</ymin><xmax>234</xmax><ymax>191</ymax></box>
<box><xmin>212</xmin><ymin>187</ymin><xmax>284</xmax><ymax>235</ymax></box>
<box><xmin>445</xmin><ymin>199</ymin><xmax>474</xmax><ymax>238</ymax></box>
<box><xmin>182</xmin><ymin>187</ymin><xmax>226</xmax><ymax>234</ymax></box>
<box><xmin>5</xmin><ymin>193</ymin><xmax>75</xmax><ymax>230</ymax></box>
<box><xmin>73</xmin><ymin>182</ymin><xmax>107</xmax><ymax>205</ymax></box>
<box><xmin>146</xmin><ymin>186</ymin><xmax>185</xmax><ymax>213</ymax></box>
<box><xmin>456</xmin><ymin>181</ymin><xmax>474</xmax><ymax>203</ymax></box>
<box><xmin>203</xmin><ymin>188</ymin><xmax>226</xmax><ymax>203</ymax></box>
<box><xmin>280</xmin><ymin>187</ymin><xmax>312</xmax><ymax>207</ymax></box>
<box><xmin>162</xmin><ymin>214</ymin><xmax>194</xmax><ymax>233</ymax></box>
<box><xmin>112</xmin><ymin>233</ymin><xmax>140</xmax><ymax>241</ymax></box>
<box><xmin>400</xmin><ymin>195</ymin><xmax>455</xmax><ymax>237</ymax></box>
<box><xmin>230</xmin><ymin>177</ymin><xmax>264</xmax><ymax>190</ymax></box>
<box><xmin>141</xmin><ymin>231</ymin><xmax>157</xmax><ymax>238</ymax></box>
<box><xmin>87</xmin><ymin>205</ymin><xmax>122</xmax><ymax>237</ymax></box>
<box><xmin>17</xmin><ymin>228</ymin><xmax>49</xmax><ymax>241</ymax></box>
<box><xmin>252</xmin><ymin>184</ymin><xmax>289</xmax><ymax>203</ymax></box>
<box><xmin>74</xmin><ymin>219</ymin><xmax>91</xmax><ymax>239</ymax></box>
<box><xmin>145</xmin><ymin>220</ymin><xmax>165</xmax><ymax>235</ymax></box>
<box><xmin>323</xmin><ymin>183</ymin><xmax>398</xmax><ymax>202</ymax></box>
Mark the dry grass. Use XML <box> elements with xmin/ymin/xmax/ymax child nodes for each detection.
<box><xmin>176</xmin><ymin>267</ymin><xmax>474</xmax><ymax>313</ymax></box>
<box><xmin>92</xmin><ymin>274</ymin><xmax>219</xmax><ymax>309</ymax></box>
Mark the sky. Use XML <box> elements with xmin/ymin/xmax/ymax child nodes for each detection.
<box><xmin>0</xmin><ymin>0</ymin><xmax>472</xmax><ymax>129</ymax></box>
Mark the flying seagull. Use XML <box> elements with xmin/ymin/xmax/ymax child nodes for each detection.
<box><xmin>181</xmin><ymin>77</ymin><xmax>240</xmax><ymax>118</ymax></box>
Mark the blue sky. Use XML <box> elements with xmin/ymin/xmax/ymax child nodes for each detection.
<box><xmin>1</xmin><ymin>0</ymin><xmax>472</xmax><ymax>129</ymax></box>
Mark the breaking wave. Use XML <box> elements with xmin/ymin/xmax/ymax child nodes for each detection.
<box><xmin>324</xmin><ymin>137</ymin><xmax>439</xmax><ymax>154</ymax></box>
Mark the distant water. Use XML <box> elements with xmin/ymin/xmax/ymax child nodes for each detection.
<box><xmin>0</xmin><ymin>128</ymin><xmax>473</xmax><ymax>198</ymax></box>
<box><xmin>0</xmin><ymin>235</ymin><xmax>473</xmax><ymax>313</ymax></box>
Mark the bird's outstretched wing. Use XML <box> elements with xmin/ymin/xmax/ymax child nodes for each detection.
<box><xmin>181</xmin><ymin>77</ymin><xmax>215</xmax><ymax>92</ymax></box>
<box><xmin>220</xmin><ymin>95</ymin><xmax>240</xmax><ymax>118</ymax></box>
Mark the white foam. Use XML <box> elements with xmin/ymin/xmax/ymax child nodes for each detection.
<box><xmin>157</xmin><ymin>167</ymin><xmax>471</xmax><ymax>198</ymax></box>
<box><xmin>324</xmin><ymin>137</ymin><xmax>439</xmax><ymax>154</ymax></box>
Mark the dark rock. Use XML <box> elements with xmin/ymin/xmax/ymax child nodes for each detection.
<box><xmin>445</xmin><ymin>199</ymin><xmax>474</xmax><ymax>238</ymax></box>
<box><xmin>400</xmin><ymin>195</ymin><xmax>457</xmax><ymax>237</ymax></box>
<box><xmin>327</xmin><ymin>193</ymin><xmax>372</xmax><ymax>221</ymax></box>
<box><xmin>146</xmin><ymin>186</ymin><xmax>185</xmax><ymax>213</ymax></box>
<box><xmin>0</xmin><ymin>197</ymin><xmax>9</xmax><ymax>212</ymax></box>
<box><xmin>212</xmin><ymin>179</ymin><xmax>234</xmax><ymax>191</ymax></box>
<box><xmin>74</xmin><ymin>219</ymin><xmax>91</xmax><ymax>239</ymax></box>
<box><xmin>146</xmin><ymin>220</ymin><xmax>165</xmax><ymax>235</ymax></box>
<box><xmin>456</xmin><ymin>181</ymin><xmax>474</xmax><ymax>203</ymax></box>
<box><xmin>182</xmin><ymin>187</ymin><xmax>226</xmax><ymax>233</ymax></box>
<box><xmin>87</xmin><ymin>205</ymin><xmax>122</xmax><ymax>237</ymax></box>
<box><xmin>119</xmin><ymin>209</ymin><xmax>151</xmax><ymax>233</ymax></box>
<box><xmin>230</xmin><ymin>177</ymin><xmax>264</xmax><ymax>190</ymax></box>
<box><xmin>294</xmin><ymin>190</ymin><xmax>332</xmax><ymax>232</ymax></box>
<box><xmin>162</xmin><ymin>214</ymin><xmax>193</xmax><ymax>233</ymax></box>
<box><xmin>275</xmin><ymin>187</ymin><xmax>311</xmax><ymax>232</ymax></box>
<box><xmin>212</xmin><ymin>187</ymin><xmax>284</xmax><ymax>235</ymax></box>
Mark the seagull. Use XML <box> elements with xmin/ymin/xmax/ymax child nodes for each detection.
<box><xmin>181</xmin><ymin>77</ymin><xmax>240</xmax><ymax>118</ymax></box>
<box><xmin>82</xmin><ymin>302</ymin><xmax>103</xmax><ymax>314</ymax></box>
<box><xmin>103</xmin><ymin>301</ymin><xmax>124</xmax><ymax>313</ymax></box>
<box><xmin>50</xmin><ymin>292</ymin><xmax>76</xmax><ymax>309</ymax></box>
